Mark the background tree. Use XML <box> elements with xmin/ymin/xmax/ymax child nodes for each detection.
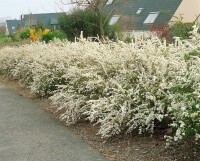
<box><xmin>59</xmin><ymin>8</ymin><xmax>115</xmax><ymax>40</ymax></box>
<box><xmin>59</xmin><ymin>0</ymin><xmax>123</xmax><ymax>39</ymax></box>
<box><xmin>60</xmin><ymin>9</ymin><xmax>98</xmax><ymax>40</ymax></box>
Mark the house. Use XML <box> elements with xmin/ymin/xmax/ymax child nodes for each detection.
<box><xmin>5</xmin><ymin>12</ymin><xmax>65</xmax><ymax>35</ymax></box>
<box><xmin>103</xmin><ymin>0</ymin><xmax>200</xmax><ymax>32</ymax></box>
<box><xmin>21</xmin><ymin>12</ymin><xmax>65</xmax><ymax>29</ymax></box>
<box><xmin>170</xmin><ymin>0</ymin><xmax>200</xmax><ymax>23</ymax></box>
<box><xmin>5</xmin><ymin>20</ymin><xmax>21</xmax><ymax>35</ymax></box>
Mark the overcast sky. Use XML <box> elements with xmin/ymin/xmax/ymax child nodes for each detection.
<box><xmin>0</xmin><ymin>0</ymin><xmax>71</xmax><ymax>19</ymax></box>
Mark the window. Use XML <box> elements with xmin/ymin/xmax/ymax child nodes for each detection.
<box><xmin>144</xmin><ymin>12</ymin><xmax>159</xmax><ymax>24</ymax></box>
<box><xmin>109</xmin><ymin>15</ymin><xmax>120</xmax><ymax>25</ymax></box>
<box><xmin>106</xmin><ymin>0</ymin><xmax>113</xmax><ymax>5</ymax></box>
<box><xmin>136</xmin><ymin>8</ymin><xmax>144</xmax><ymax>15</ymax></box>
<box><xmin>12</xmin><ymin>26</ymin><xmax>15</xmax><ymax>30</ymax></box>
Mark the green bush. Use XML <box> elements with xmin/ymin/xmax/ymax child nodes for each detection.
<box><xmin>59</xmin><ymin>9</ymin><xmax>112</xmax><ymax>41</ymax></box>
<box><xmin>12</xmin><ymin>32</ymin><xmax>21</xmax><ymax>41</ymax></box>
<box><xmin>42</xmin><ymin>31</ymin><xmax>66</xmax><ymax>43</ymax></box>
<box><xmin>106</xmin><ymin>22</ymin><xmax>122</xmax><ymax>41</ymax></box>
<box><xmin>20</xmin><ymin>30</ymin><xmax>29</xmax><ymax>40</ymax></box>
<box><xmin>0</xmin><ymin>37</ymin><xmax>12</xmax><ymax>44</ymax></box>
<box><xmin>169</xmin><ymin>22</ymin><xmax>195</xmax><ymax>40</ymax></box>
<box><xmin>0</xmin><ymin>33</ymin><xmax>12</xmax><ymax>45</ymax></box>
<box><xmin>12</xmin><ymin>27</ymin><xmax>30</xmax><ymax>41</ymax></box>
<box><xmin>0</xmin><ymin>33</ymin><xmax>7</xmax><ymax>39</ymax></box>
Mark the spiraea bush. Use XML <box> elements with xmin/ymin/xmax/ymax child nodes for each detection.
<box><xmin>0</xmin><ymin>26</ymin><xmax>200</xmax><ymax>145</ymax></box>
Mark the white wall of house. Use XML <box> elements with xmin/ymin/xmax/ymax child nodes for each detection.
<box><xmin>170</xmin><ymin>0</ymin><xmax>200</xmax><ymax>23</ymax></box>
<box><xmin>124</xmin><ymin>30</ymin><xmax>155</xmax><ymax>39</ymax></box>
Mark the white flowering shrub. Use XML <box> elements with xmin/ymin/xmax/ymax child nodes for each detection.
<box><xmin>0</xmin><ymin>26</ymin><xmax>200</xmax><ymax>144</ymax></box>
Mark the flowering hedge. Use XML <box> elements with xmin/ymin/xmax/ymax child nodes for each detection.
<box><xmin>0</xmin><ymin>26</ymin><xmax>200</xmax><ymax>144</ymax></box>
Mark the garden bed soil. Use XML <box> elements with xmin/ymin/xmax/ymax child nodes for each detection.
<box><xmin>0</xmin><ymin>76</ymin><xmax>199</xmax><ymax>161</ymax></box>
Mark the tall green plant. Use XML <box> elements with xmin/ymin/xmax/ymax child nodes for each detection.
<box><xmin>59</xmin><ymin>9</ymin><xmax>112</xmax><ymax>41</ymax></box>
<box><xmin>169</xmin><ymin>22</ymin><xmax>195</xmax><ymax>40</ymax></box>
<box><xmin>59</xmin><ymin>10</ymin><xmax>100</xmax><ymax>40</ymax></box>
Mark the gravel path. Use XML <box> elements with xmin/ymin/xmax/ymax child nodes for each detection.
<box><xmin>0</xmin><ymin>81</ymin><xmax>106</xmax><ymax>161</ymax></box>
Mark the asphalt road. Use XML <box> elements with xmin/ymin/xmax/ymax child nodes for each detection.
<box><xmin>0</xmin><ymin>82</ymin><xmax>106</xmax><ymax>161</ymax></box>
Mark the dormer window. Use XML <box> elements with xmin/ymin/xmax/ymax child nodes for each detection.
<box><xmin>144</xmin><ymin>12</ymin><xmax>160</xmax><ymax>24</ymax></box>
<box><xmin>109</xmin><ymin>15</ymin><xmax>120</xmax><ymax>25</ymax></box>
<box><xmin>136</xmin><ymin>8</ymin><xmax>144</xmax><ymax>14</ymax></box>
<box><xmin>106</xmin><ymin>0</ymin><xmax>113</xmax><ymax>5</ymax></box>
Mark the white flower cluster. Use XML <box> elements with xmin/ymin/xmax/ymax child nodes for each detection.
<box><xmin>0</xmin><ymin>27</ymin><xmax>200</xmax><ymax>144</ymax></box>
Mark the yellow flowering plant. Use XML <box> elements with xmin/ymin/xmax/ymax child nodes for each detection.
<box><xmin>29</xmin><ymin>28</ymin><xmax>50</xmax><ymax>41</ymax></box>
